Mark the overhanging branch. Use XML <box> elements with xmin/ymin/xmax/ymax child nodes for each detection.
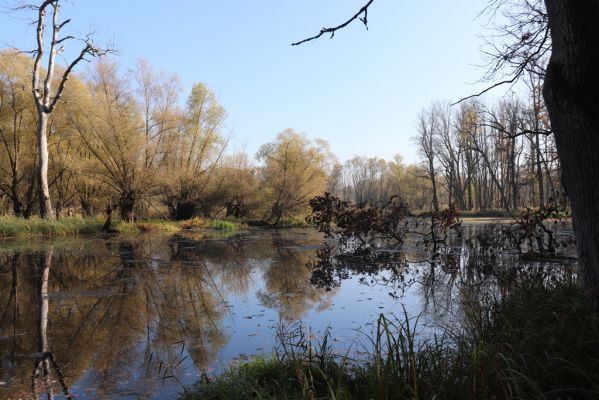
<box><xmin>292</xmin><ymin>0</ymin><xmax>374</xmax><ymax>46</ymax></box>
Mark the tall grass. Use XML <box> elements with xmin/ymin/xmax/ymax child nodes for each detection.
<box><xmin>0</xmin><ymin>216</ymin><xmax>184</xmax><ymax>238</ymax></box>
<box><xmin>0</xmin><ymin>216</ymin><xmax>104</xmax><ymax>238</ymax></box>
<box><xmin>182</xmin><ymin>279</ymin><xmax>599</xmax><ymax>400</ymax></box>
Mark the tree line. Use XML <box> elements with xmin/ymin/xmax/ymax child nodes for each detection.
<box><xmin>0</xmin><ymin>51</ymin><xmax>336</xmax><ymax>222</ymax></box>
<box><xmin>412</xmin><ymin>78</ymin><xmax>564</xmax><ymax>212</ymax></box>
<box><xmin>0</xmin><ymin>50</ymin><xmax>566</xmax><ymax>223</ymax></box>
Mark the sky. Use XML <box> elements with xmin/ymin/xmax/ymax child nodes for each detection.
<box><xmin>0</xmin><ymin>0</ymin><xmax>504</xmax><ymax>164</ymax></box>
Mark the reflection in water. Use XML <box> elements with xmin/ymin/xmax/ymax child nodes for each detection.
<box><xmin>31</xmin><ymin>246</ymin><xmax>72</xmax><ymax>399</ymax></box>
<box><xmin>258</xmin><ymin>233</ymin><xmax>333</xmax><ymax>321</ymax></box>
<box><xmin>0</xmin><ymin>231</ymin><xmax>333</xmax><ymax>399</ymax></box>
<box><xmin>0</xmin><ymin>226</ymin><xmax>576</xmax><ymax>399</ymax></box>
<box><xmin>307</xmin><ymin>223</ymin><xmax>577</xmax><ymax>326</ymax></box>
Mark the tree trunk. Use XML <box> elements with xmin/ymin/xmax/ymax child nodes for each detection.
<box><xmin>544</xmin><ymin>0</ymin><xmax>599</xmax><ymax>291</ymax></box>
<box><xmin>510</xmin><ymin>138</ymin><xmax>518</xmax><ymax>210</ymax></box>
<box><xmin>36</xmin><ymin>112</ymin><xmax>54</xmax><ymax>220</ymax></box>
<box><xmin>535</xmin><ymin>134</ymin><xmax>545</xmax><ymax>207</ymax></box>
<box><xmin>430</xmin><ymin>161</ymin><xmax>439</xmax><ymax>212</ymax></box>
<box><xmin>102</xmin><ymin>204</ymin><xmax>115</xmax><ymax>233</ymax></box>
<box><xmin>173</xmin><ymin>201</ymin><xmax>196</xmax><ymax>220</ymax></box>
<box><xmin>11</xmin><ymin>175</ymin><xmax>22</xmax><ymax>217</ymax></box>
<box><xmin>80</xmin><ymin>198</ymin><xmax>93</xmax><ymax>217</ymax></box>
<box><xmin>119</xmin><ymin>192</ymin><xmax>136</xmax><ymax>223</ymax></box>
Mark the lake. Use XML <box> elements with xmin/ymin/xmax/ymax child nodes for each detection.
<box><xmin>0</xmin><ymin>225</ymin><xmax>575</xmax><ymax>399</ymax></box>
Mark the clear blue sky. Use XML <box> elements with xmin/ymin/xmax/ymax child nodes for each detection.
<box><xmin>0</xmin><ymin>0</ymin><xmax>503</xmax><ymax>164</ymax></box>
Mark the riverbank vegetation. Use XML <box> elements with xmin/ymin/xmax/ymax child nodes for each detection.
<box><xmin>181</xmin><ymin>278</ymin><xmax>599</xmax><ymax>400</ymax></box>
<box><xmin>0</xmin><ymin>215</ymin><xmax>245</xmax><ymax>238</ymax></box>
<box><xmin>0</xmin><ymin>43</ymin><xmax>567</xmax><ymax>228</ymax></box>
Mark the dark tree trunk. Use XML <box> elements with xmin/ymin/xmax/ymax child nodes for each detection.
<box><xmin>23</xmin><ymin>164</ymin><xmax>37</xmax><ymax>219</ymax></box>
<box><xmin>174</xmin><ymin>201</ymin><xmax>196</xmax><ymax>221</ymax></box>
<box><xmin>102</xmin><ymin>204</ymin><xmax>116</xmax><ymax>233</ymax></box>
<box><xmin>510</xmin><ymin>137</ymin><xmax>518</xmax><ymax>209</ymax></box>
<box><xmin>535</xmin><ymin>134</ymin><xmax>545</xmax><ymax>207</ymax></box>
<box><xmin>80</xmin><ymin>199</ymin><xmax>92</xmax><ymax>217</ymax></box>
<box><xmin>119</xmin><ymin>192</ymin><xmax>136</xmax><ymax>223</ymax></box>
<box><xmin>10</xmin><ymin>176</ymin><xmax>22</xmax><ymax>217</ymax></box>
<box><xmin>429</xmin><ymin>159</ymin><xmax>439</xmax><ymax>212</ymax></box>
<box><xmin>544</xmin><ymin>0</ymin><xmax>599</xmax><ymax>291</ymax></box>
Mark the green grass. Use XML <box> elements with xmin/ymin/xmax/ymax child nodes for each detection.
<box><xmin>0</xmin><ymin>216</ymin><xmax>187</xmax><ymax>238</ymax></box>
<box><xmin>0</xmin><ymin>215</ymin><xmax>250</xmax><ymax>238</ymax></box>
<box><xmin>209</xmin><ymin>219</ymin><xmax>238</xmax><ymax>232</ymax></box>
<box><xmin>0</xmin><ymin>216</ymin><xmax>105</xmax><ymax>238</ymax></box>
<box><xmin>181</xmin><ymin>279</ymin><xmax>599</xmax><ymax>400</ymax></box>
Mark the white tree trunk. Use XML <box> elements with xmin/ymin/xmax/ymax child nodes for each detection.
<box><xmin>36</xmin><ymin>112</ymin><xmax>54</xmax><ymax>219</ymax></box>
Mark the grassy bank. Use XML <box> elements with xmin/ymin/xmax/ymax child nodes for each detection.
<box><xmin>0</xmin><ymin>216</ymin><xmax>106</xmax><ymax>238</ymax></box>
<box><xmin>181</xmin><ymin>279</ymin><xmax>599</xmax><ymax>400</ymax></box>
<box><xmin>0</xmin><ymin>216</ymin><xmax>244</xmax><ymax>238</ymax></box>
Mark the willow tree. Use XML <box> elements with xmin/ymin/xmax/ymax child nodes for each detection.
<box><xmin>161</xmin><ymin>83</ymin><xmax>227</xmax><ymax>220</ymax></box>
<box><xmin>67</xmin><ymin>62</ymin><xmax>159</xmax><ymax>221</ymax></box>
<box><xmin>257</xmin><ymin>129</ymin><xmax>330</xmax><ymax>225</ymax></box>
<box><xmin>0</xmin><ymin>51</ymin><xmax>37</xmax><ymax>216</ymax></box>
<box><xmin>26</xmin><ymin>0</ymin><xmax>106</xmax><ymax>219</ymax></box>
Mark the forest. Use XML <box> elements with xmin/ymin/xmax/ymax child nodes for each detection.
<box><xmin>0</xmin><ymin>53</ymin><xmax>563</xmax><ymax>223</ymax></box>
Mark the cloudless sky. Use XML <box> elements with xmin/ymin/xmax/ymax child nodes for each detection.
<box><xmin>0</xmin><ymin>0</ymin><xmax>505</xmax><ymax>164</ymax></box>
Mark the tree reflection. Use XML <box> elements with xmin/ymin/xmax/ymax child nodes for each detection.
<box><xmin>0</xmin><ymin>229</ymin><xmax>375</xmax><ymax>399</ymax></box>
<box><xmin>306</xmin><ymin>224</ymin><xmax>577</xmax><ymax>323</ymax></box>
<box><xmin>257</xmin><ymin>233</ymin><xmax>333</xmax><ymax>321</ymax></box>
<box><xmin>28</xmin><ymin>247</ymin><xmax>71</xmax><ymax>399</ymax></box>
<box><xmin>0</xmin><ymin>235</ymin><xmax>242</xmax><ymax>398</ymax></box>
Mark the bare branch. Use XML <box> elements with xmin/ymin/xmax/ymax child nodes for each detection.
<box><xmin>56</xmin><ymin>17</ymin><xmax>70</xmax><ymax>31</ymax></box>
<box><xmin>451</xmin><ymin>77</ymin><xmax>519</xmax><ymax>106</ymax></box>
<box><xmin>55</xmin><ymin>35</ymin><xmax>74</xmax><ymax>45</ymax></box>
<box><xmin>48</xmin><ymin>40</ymin><xmax>114</xmax><ymax>112</ymax></box>
<box><xmin>292</xmin><ymin>0</ymin><xmax>374</xmax><ymax>46</ymax></box>
<box><xmin>454</xmin><ymin>1</ymin><xmax>550</xmax><ymax>106</ymax></box>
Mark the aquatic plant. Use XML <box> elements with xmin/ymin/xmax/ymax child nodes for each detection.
<box><xmin>181</xmin><ymin>278</ymin><xmax>599</xmax><ymax>400</ymax></box>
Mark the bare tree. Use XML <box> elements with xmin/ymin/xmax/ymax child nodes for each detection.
<box><xmin>26</xmin><ymin>0</ymin><xmax>108</xmax><ymax>219</ymax></box>
<box><xmin>415</xmin><ymin>108</ymin><xmax>440</xmax><ymax>211</ymax></box>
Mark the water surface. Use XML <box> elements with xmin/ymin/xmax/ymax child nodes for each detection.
<box><xmin>0</xmin><ymin>226</ymin><xmax>574</xmax><ymax>399</ymax></box>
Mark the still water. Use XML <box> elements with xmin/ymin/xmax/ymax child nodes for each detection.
<box><xmin>0</xmin><ymin>226</ymin><xmax>574</xmax><ymax>399</ymax></box>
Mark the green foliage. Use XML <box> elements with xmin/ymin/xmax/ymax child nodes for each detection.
<box><xmin>182</xmin><ymin>280</ymin><xmax>599</xmax><ymax>400</ymax></box>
